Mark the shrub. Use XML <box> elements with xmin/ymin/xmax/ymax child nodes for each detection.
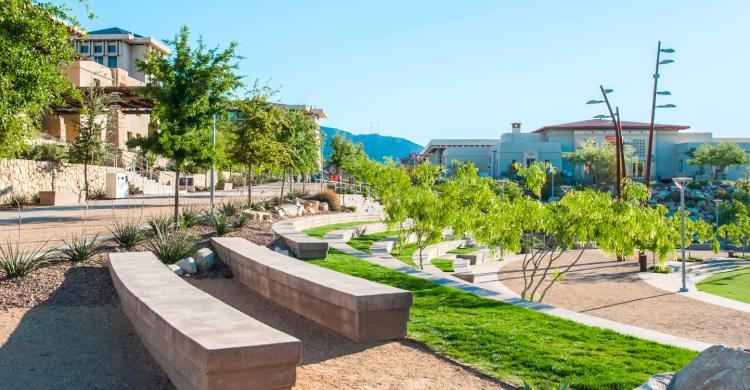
<box><xmin>109</xmin><ymin>220</ymin><xmax>145</xmax><ymax>250</ymax></box>
<box><xmin>309</xmin><ymin>189</ymin><xmax>340</xmax><ymax>211</ymax></box>
<box><xmin>180</xmin><ymin>206</ymin><xmax>202</xmax><ymax>229</ymax></box>
<box><xmin>0</xmin><ymin>241</ymin><xmax>48</xmax><ymax>278</ymax></box>
<box><xmin>346</xmin><ymin>205</ymin><xmax>357</xmax><ymax>212</ymax></box>
<box><xmin>228</xmin><ymin>175</ymin><xmax>245</xmax><ymax>187</ymax></box>
<box><xmin>147</xmin><ymin>229</ymin><xmax>196</xmax><ymax>264</ymax></box>
<box><xmin>205</xmin><ymin>211</ymin><xmax>232</xmax><ymax>236</ymax></box>
<box><xmin>128</xmin><ymin>186</ymin><xmax>143</xmax><ymax>195</ymax></box>
<box><xmin>86</xmin><ymin>188</ymin><xmax>107</xmax><ymax>200</ymax></box>
<box><xmin>31</xmin><ymin>193</ymin><xmax>40</xmax><ymax>204</ymax></box>
<box><xmin>217</xmin><ymin>200</ymin><xmax>240</xmax><ymax>217</ymax></box>
<box><xmin>61</xmin><ymin>234</ymin><xmax>100</xmax><ymax>263</ymax></box>
<box><xmin>7</xmin><ymin>193</ymin><xmax>30</xmax><ymax>209</ymax></box>
<box><xmin>147</xmin><ymin>214</ymin><xmax>174</xmax><ymax>235</ymax></box>
<box><xmin>21</xmin><ymin>143</ymin><xmax>68</xmax><ymax>163</ymax></box>
<box><xmin>194</xmin><ymin>185</ymin><xmax>209</xmax><ymax>192</ymax></box>
<box><xmin>231</xmin><ymin>213</ymin><xmax>251</xmax><ymax>230</ymax></box>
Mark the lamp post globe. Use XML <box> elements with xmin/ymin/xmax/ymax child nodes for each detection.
<box><xmin>673</xmin><ymin>177</ymin><xmax>692</xmax><ymax>292</ymax></box>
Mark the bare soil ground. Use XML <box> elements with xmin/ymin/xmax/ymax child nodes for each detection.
<box><xmin>498</xmin><ymin>250</ymin><xmax>750</xmax><ymax>348</ymax></box>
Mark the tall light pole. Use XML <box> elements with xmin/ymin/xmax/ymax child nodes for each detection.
<box><xmin>673</xmin><ymin>177</ymin><xmax>691</xmax><ymax>292</ymax></box>
<box><xmin>587</xmin><ymin>86</ymin><xmax>624</xmax><ymax>198</ymax></box>
<box><xmin>210</xmin><ymin>114</ymin><xmax>217</xmax><ymax>211</ymax></box>
<box><xmin>645</xmin><ymin>42</ymin><xmax>676</xmax><ymax>190</ymax></box>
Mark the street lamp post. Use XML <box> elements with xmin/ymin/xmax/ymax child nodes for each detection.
<box><xmin>673</xmin><ymin>177</ymin><xmax>692</xmax><ymax>292</ymax></box>
<box><xmin>587</xmin><ymin>86</ymin><xmax>624</xmax><ymax>198</ymax></box>
<box><xmin>645</xmin><ymin>42</ymin><xmax>676</xmax><ymax>191</ymax></box>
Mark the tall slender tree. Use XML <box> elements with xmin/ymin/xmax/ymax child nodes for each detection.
<box><xmin>134</xmin><ymin>26</ymin><xmax>242</xmax><ymax>225</ymax></box>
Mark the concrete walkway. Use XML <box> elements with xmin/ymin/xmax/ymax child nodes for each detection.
<box><xmin>296</xmin><ymin>222</ymin><xmax>711</xmax><ymax>352</ymax></box>
<box><xmin>639</xmin><ymin>260</ymin><xmax>750</xmax><ymax>313</ymax></box>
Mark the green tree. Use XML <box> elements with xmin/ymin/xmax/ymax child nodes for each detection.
<box><xmin>133</xmin><ymin>26</ymin><xmax>242</xmax><ymax>225</ymax></box>
<box><xmin>0</xmin><ymin>0</ymin><xmax>87</xmax><ymax>157</ymax></box>
<box><xmin>405</xmin><ymin>163</ymin><xmax>450</xmax><ymax>269</ymax></box>
<box><xmin>68</xmin><ymin>83</ymin><xmax>120</xmax><ymax>199</ymax></box>
<box><xmin>563</xmin><ymin>139</ymin><xmax>637</xmax><ymax>183</ymax></box>
<box><xmin>689</xmin><ymin>142</ymin><xmax>749</xmax><ymax>179</ymax></box>
<box><xmin>281</xmin><ymin>108</ymin><xmax>322</xmax><ymax>195</ymax></box>
<box><xmin>328</xmin><ymin>134</ymin><xmax>365</xmax><ymax>185</ymax></box>
<box><xmin>226</xmin><ymin>92</ymin><xmax>287</xmax><ymax>204</ymax></box>
<box><xmin>719</xmin><ymin>215</ymin><xmax>750</xmax><ymax>257</ymax></box>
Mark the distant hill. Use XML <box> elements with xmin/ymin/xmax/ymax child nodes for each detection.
<box><xmin>321</xmin><ymin>126</ymin><xmax>422</xmax><ymax>162</ymax></box>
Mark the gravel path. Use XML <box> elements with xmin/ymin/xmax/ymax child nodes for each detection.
<box><xmin>498</xmin><ymin>250</ymin><xmax>750</xmax><ymax>348</ymax></box>
<box><xmin>188</xmin><ymin>276</ymin><xmax>510</xmax><ymax>389</ymax></box>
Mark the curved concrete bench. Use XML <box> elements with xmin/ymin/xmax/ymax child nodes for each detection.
<box><xmin>323</xmin><ymin>222</ymin><xmax>388</xmax><ymax>241</ymax></box>
<box><xmin>211</xmin><ymin>237</ymin><xmax>412</xmax><ymax>343</ymax></box>
<box><xmin>109</xmin><ymin>252</ymin><xmax>301</xmax><ymax>390</ymax></box>
<box><xmin>272</xmin><ymin>213</ymin><xmax>383</xmax><ymax>259</ymax></box>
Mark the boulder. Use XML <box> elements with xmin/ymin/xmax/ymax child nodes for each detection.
<box><xmin>194</xmin><ymin>248</ymin><xmax>215</xmax><ymax>272</ymax></box>
<box><xmin>175</xmin><ymin>257</ymin><xmax>197</xmax><ymax>274</ymax></box>
<box><xmin>636</xmin><ymin>373</ymin><xmax>674</xmax><ymax>390</ymax></box>
<box><xmin>280</xmin><ymin>204</ymin><xmax>303</xmax><ymax>217</ymax></box>
<box><xmin>243</xmin><ymin>209</ymin><xmax>272</xmax><ymax>222</ymax></box>
<box><xmin>167</xmin><ymin>263</ymin><xmax>185</xmax><ymax>276</ymax></box>
<box><xmin>318</xmin><ymin>202</ymin><xmax>329</xmax><ymax>211</ymax></box>
<box><xmin>669</xmin><ymin>345</ymin><xmax>750</xmax><ymax>389</ymax></box>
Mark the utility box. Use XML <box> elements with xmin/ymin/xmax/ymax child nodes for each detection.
<box><xmin>106</xmin><ymin>173</ymin><xmax>130</xmax><ymax>199</ymax></box>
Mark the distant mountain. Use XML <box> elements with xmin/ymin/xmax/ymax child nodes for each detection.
<box><xmin>320</xmin><ymin>126</ymin><xmax>422</xmax><ymax>162</ymax></box>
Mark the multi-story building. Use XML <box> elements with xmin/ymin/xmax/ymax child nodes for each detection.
<box><xmin>420</xmin><ymin>119</ymin><xmax>750</xmax><ymax>181</ymax></box>
<box><xmin>41</xmin><ymin>27</ymin><xmax>170</xmax><ymax>149</ymax></box>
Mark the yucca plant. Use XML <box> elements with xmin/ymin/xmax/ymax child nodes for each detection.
<box><xmin>217</xmin><ymin>200</ymin><xmax>240</xmax><ymax>217</ymax></box>
<box><xmin>147</xmin><ymin>214</ymin><xmax>174</xmax><ymax>235</ymax></box>
<box><xmin>109</xmin><ymin>220</ymin><xmax>145</xmax><ymax>250</ymax></box>
<box><xmin>8</xmin><ymin>193</ymin><xmax>30</xmax><ymax>209</ymax></box>
<box><xmin>205</xmin><ymin>211</ymin><xmax>232</xmax><ymax>236</ymax></box>
<box><xmin>231</xmin><ymin>213</ymin><xmax>251</xmax><ymax>230</ymax></box>
<box><xmin>180</xmin><ymin>206</ymin><xmax>202</xmax><ymax>229</ymax></box>
<box><xmin>0</xmin><ymin>241</ymin><xmax>48</xmax><ymax>278</ymax></box>
<box><xmin>61</xmin><ymin>234</ymin><xmax>100</xmax><ymax>263</ymax></box>
<box><xmin>147</xmin><ymin>228</ymin><xmax>196</xmax><ymax>264</ymax></box>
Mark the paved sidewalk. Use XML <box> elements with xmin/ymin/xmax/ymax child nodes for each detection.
<box><xmin>287</xmin><ymin>220</ymin><xmax>711</xmax><ymax>352</ymax></box>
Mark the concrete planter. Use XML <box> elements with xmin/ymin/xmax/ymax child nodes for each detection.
<box><xmin>38</xmin><ymin>190</ymin><xmax>79</xmax><ymax>206</ymax></box>
<box><xmin>216</xmin><ymin>182</ymin><xmax>233</xmax><ymax>190</ymax></box>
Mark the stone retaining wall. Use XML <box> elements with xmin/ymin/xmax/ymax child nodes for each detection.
<box><xmin>0</xmin><ymin>159</ymin><xmax>125</xmax><ymax>203</ymax></box>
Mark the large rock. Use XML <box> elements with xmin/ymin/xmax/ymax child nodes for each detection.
<box><xmin>194</xmin><ymin>248</ymin><xmax>215</xmax><ymax>272</ymax></box>
<box><xmin>636</xmin><ymin>373</ymin><xmax>674</xmax><ymax>390</ymax></box>
<box><xmin>175</xmin><ymin>257</ymin><xmax>197</xmax><ymax>274</ymax></box>
<box><xmin>669</xmin><ymin>345</ymin><xmax>750</xmax><ymax>389</ymax></box>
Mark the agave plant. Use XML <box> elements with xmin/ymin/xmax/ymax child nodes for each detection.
<box><xmin>180</xmin><ymin>206</ymin><xmax>203</xmax><ymax>229</ymax></box>
<box><xmin>204</xmin><ymin>211</ymin><xmax>232</xmax><ymax>236</ymax></box>
<box><xmin>217</xmin><ymin>200</ymin><xmax>240</xmax><ymax>217</ymax></box>
<box><xmin>109</xmin><ymin>220</ymin><xmax>145</xmax><ymax>250</ymax></box>
<box><xmin>147</xmin><ymin>214</ymin><xmax>174</xmax><ymax>235</ymax></box>
<box><xmin>147</xmin><ymin>228</ymin><xmax>196</xmax><ymax>264</ymax></box>
<box><xmin>231</xmin><ymin>213</ymin><xmax>251</xmax><ymax>230</ymax></box>
<box><xmin>61</xmin><ymin>234</ymin><xmax>100</xmax><ymax>263</ymax></box>
<box><xmin>0</xmin><ymin>240</ymin><xmax>48</xmax><ymax>278</ymax></box>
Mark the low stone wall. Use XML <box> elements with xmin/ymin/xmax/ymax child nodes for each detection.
<box><xmin>212</xmin><ymin>237</ymin><xmax>412</xmax><ymax>343</ymax></box>
<box><xmin>272</xmin><ymin>213</ymin><xmax>383</xmax><ymax>259</ymax></box>
<box><xmin>0</xmin><ymin>159</ymin><xmax>125</xmax><ymax>203</ymax></box>
<box><xmin>109</xmin><ymin>251</ymin><xmax>301</xmax><ymax>390</ymax></box>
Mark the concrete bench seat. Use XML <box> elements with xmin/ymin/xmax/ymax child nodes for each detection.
<box><xmin>211</xmin><ymin>237</ymin><xmax>412</xmax><ymax>343</ymax></box>
<box><xmin>455</xmin><ymin>253</ymin><xmax>480</xmax><ymax>265</ymax></box>
<box><xmin>108</xmin><ymin>252</ymin><xmax>301</xmax><ymax>390</ymax></box>
<box><xmin>323</xmin><ymin>222</ymin><xmax>388</xmax><ymax>241</ymax></box>
<box><xmin>272</xmin><ymin>213</ymin><xmax>383</xmax><ymax>259</ymax></box>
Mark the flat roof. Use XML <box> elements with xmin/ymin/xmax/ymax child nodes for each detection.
<box><xmin>73</xmin><ymin>26</ymin><xmax>170</xmax><ymax>54</ymax></box>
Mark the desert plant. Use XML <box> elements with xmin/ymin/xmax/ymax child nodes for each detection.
<box><xmin>147</xmin><ymin>228</ymin><xmax>196</xmax><ymax>264</ymax></box>
<box><xmin>0</xmin><ymin>241</ymin><xmax>48</xmax><ymax>278</ymax></box>
<box><xmin>7</xmin><ymin>193</ymin><xmax>30</xmax><ymax>209</ymax></box>
<box><xmin>61</xmin><ymin>234</ymin><xmax>100</xmax><ymax>263</ymax></box>
<box><xmin>86</xmin><ymin>188</ymin><xmax>107</xmax><ymax>200</ymax></box>
<box><xmin>217</xmin><ymin>200</ymin><xmax>240</xmax><ymax>217</ymax></box>
<box><xmin>109</xmin><ymin>220</ymin><xmax>145</xmax><ymax>250</ymax></box>
<box><xmin>180</xmin><ymin>206</ymin><xmax>203</xmax><ymax>229</ymax></box>
<box><xmin>346</xmin><ymin>205</ymin><xmax>357</xmax><ymax>212</ymax></box>
<box><xmin>231</xmin><ymin>213</ymin><xmax>250</xmax><ymax>230</ymax></box>
<box><xmin>309</xmin><ymin>189</ymin><xmax>340</xmax><ymax>211</ymax></box>
<box><xmin>147</xmin><ymin>214</ymin><xmax>174</xmax><ymax>235</ymax></box>
<box><xmin>205</xmin><ymin>211</ymin><xmax>232</xmax><ymax>236</ymax></box>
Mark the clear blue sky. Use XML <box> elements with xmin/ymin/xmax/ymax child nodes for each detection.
<box><xmin>63</xmin><ymin>0</ymin><xmax>749</xmax><ymax>145</ymax></box>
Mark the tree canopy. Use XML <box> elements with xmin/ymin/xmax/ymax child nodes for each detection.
<box><xmin>688</xmin><ymin>142</ymin><xmax>749</xmax><ymax>179</ymax></box>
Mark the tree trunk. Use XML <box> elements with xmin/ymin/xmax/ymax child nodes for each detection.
<box><xmin>84</xmin><ymin>159</ymin><xmax>89</xmax><ymax>200</ymax></box>
<box><xmin>280</xmin><ymin>168</ymin><xmax>286</xmax><ymax>201</ymax></box>
<box><xmin>247</xmin><ymin>164</ymin><xmax>253</xmax><ymax>205</ymax></box>
<box><xmin>173</xmin><ymin>168</ymin><xmax>180</xmax><ymax>230</ymax></box>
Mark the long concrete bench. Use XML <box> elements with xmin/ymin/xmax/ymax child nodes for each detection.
<box><xmin>272</xmin><ymin>213</ymin><xmax>383</xmax><ymax>259</ymax></box>
<box><xmin>323</xmin><ymin>222</ymin><xmax>388</xmax><ymax>241</ymax></box>
<box><xmin>109</xmin><ymin>252</ymin><xmax>301</xmax><ymax>390</ymax></box>
<box><xmin>211</xmin><ymin>237</ymin><xmax>412</xmax><ymax>343</ymax></box>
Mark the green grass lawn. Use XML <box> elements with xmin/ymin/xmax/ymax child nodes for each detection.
<box><xmin>447</xmin><ymin>247</ymin><xmax>479</xmax><ymax>254</ymax></box>
<box><xmin>310</xmin><ymin>250</ymin><xmax>696</xmax><ymax>389</ymax></box>
<box><xmin>301</xmin><ymin>220</ymin><xmax>379</xmax><ymax>239</ymax></box>
<box><xmin>431</xmin><ymin>258</ymin><xmax>454</xmax><ymax>272</ymax></box>
<box><xmin>696</xmin><ymin>267</ymin><xmax>750</xmax><ymax>304</ymax></box>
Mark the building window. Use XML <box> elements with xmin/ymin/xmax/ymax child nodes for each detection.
<box><xmin>79</xmin><ymin>45</ymin><xmax>89</xmax><ymax>54</ymax></box>
<box><xmin>679</xmin><ymin>159</ymin><xmax>684</xmax><ymax>172</ymax></box>
<box><xmin>94</xmin><ymin>44</ymin><xmax>103</xmax><ymax>54</ymax></box>
<box><xmin>107</xmin><ymin>56</ymin><xmax>118</xmax><ymax>68</ymax></box>
<box><xmin>94</xmin><ymin>56</ymin><xmax>104</xmax><ymax>65</ymax></box>
<box><xmin>107</xmin><ymin>42</ymin><xmax>117</xmax><ymax>55</ymax></box>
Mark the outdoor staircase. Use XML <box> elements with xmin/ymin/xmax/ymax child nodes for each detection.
<box><xmin>669</xmin><ymin>259</ymin><xmax>749</xmax><ymax>278</ymax></box>
<box><xmin>126</xmin><ymin>171</ymin><xmax>173</xmax><ymax>195</ymax></box>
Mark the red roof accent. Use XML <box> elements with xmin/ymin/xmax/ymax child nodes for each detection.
<box><xmin>532</xmin><ymin>119</ymin><xmax>689</xmax><ymax>133</ymax></box>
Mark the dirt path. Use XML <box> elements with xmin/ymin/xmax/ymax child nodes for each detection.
<box><xmin>188</xmin><ymin>277</ymin><xmax>510</xmax><ymax>390</ymax></box>
<box><xmin>498</xmin><ymin>250</ymin><xmax>750</xmax><ymax>348</ymax></box>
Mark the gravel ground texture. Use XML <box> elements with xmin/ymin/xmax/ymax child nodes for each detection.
<box><xmin>498</xmin><ymin>250</ymin><xmax>750</xmax><ymax>349</ymax></box>
<box><xmin>188</xmin><ymin>276</ymin><xmax>511</xmax><ymax>390</ymax></box>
